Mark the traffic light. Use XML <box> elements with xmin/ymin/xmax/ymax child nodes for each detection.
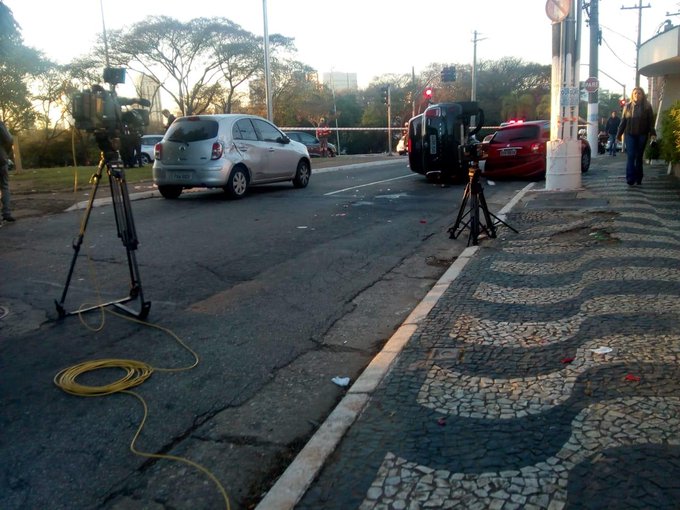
<box><xmin>619</xmin><ymin>98</ymin><xmax>626</xmax><ymax>108</ymax></box>
<box><xmin>381</xmin><ymin>86</ymin><xmax>389</xmax><ymax>105</ymax></box>
<box><xmin>441</xmin><ymin>66</ymin><xmax>457</xmax><ymax>82</ymax></box>
<box><xmin>424</xmin><ymin>87</ymin><xmax>433</xmax><ymax>102</ymax></box>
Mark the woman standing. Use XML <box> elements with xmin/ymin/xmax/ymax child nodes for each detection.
<box><xmin>616</xmin><ymin>87</ymin><xmax>656</xmax><ymax>185</ymax></box>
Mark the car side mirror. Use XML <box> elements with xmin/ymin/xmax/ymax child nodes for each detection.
<box><xmin>277</xmin><ymin>135</ymin><xmax>290</xmax><ymax>144</ymax></box>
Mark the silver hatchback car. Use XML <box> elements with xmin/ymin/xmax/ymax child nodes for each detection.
<box><xmin>152</xmin><ymin>114</ymin><xmax>312</xmax><ymax>199</ymax></box>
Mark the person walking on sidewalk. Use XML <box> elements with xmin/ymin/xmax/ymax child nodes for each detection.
<box><xmin>0</xmin><ymin>119</ymin><xmax>14</xmax><ymax>222</ymax></box>
<box><xmin>605</xmin><ymin>111</ymin><xmax>621</xmax><ymax>156</ymax></box>
<box><xmin>616</xmin><ymin>87</ymin><xmax>656</xmax><ymax>185</ymax></box>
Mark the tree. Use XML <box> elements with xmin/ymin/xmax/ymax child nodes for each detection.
<box><xmin>501</xmin><ymin>92</ymin><xmax>536</xmax><ymax>121</ymax></box>
<box><xmin>0</xmin><ymin>1</ymin><xmax>43</xmax><ymax>131</ymax></box>
<box><xmin>109</xmin><ymin>17</ymin><xmax>236</xmax><ymax>115</ymax></box>
<box><xmin>475</xmin><ymin>57</ymin><xmax>550</xmax><ymax>125</ymax></box>
<box><xmin>212</xmin><ymin>26</ymin><xmax>263</xmax><ymax>113</ymax></box>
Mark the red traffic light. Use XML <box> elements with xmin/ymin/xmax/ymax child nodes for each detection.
<box><xmin>619</xmin><ymin>98</ymin><xmax>626</xmax><ymax>108</ymax></box>
<box><xmin>424</xmin><ymin>87</ymin><xmax>433</xmax><ymax>99</ymax></box>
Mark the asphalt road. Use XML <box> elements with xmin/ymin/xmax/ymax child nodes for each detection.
<box><xmin>0</xmin><ymin>160</ymin><xmax>524</xmax><ymax>509</ymax></box>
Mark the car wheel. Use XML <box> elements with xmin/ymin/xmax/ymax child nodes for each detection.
<box><xmin>141</xmin><ymin>154</ymin><xmax>151</xmax><ymax>165</ymax></box>
<box><xmin>158</xmin><ymin>185</ymin><xmax>182</xmax><ymax>199</ymax></box>
<box><xmin>581</xmin><ymin>148</ymin><xmax>591</xmax><ymax>173</ymax></box>
<box><xmin>293</xmin><ymin>159</ymin><xmax>311</xmax><ymax>188</ymax></box>
<box><xmin>224</xmin><ymin>166</ymin><xmax>248</xmax><ymax>199</ymax></box>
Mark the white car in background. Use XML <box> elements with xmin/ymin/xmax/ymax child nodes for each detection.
<box><xmin>140</xmin><ymin>134</ymin><xmax>164</xmax><ymax>164</ymax></box>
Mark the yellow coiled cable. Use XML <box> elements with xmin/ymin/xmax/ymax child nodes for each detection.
<box><xmin>53</xmin><ymin>308</ymin><xmax>230</xmax><ymax>509</ymax></box>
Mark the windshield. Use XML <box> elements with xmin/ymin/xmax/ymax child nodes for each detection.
<box><xmin>492</xmin><ymin>125</ymin><xmax>540</xmax><ymax>143</ymax></box>
<box><xmin>166</xmin><ymin>119</ymin><xmax>219</xmax><ymax>143</ymax></box>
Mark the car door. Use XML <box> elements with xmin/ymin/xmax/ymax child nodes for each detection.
<box><xmin>251</xmin><ymin>118</ymin><xmax>298</xmax><ymax>179</ymax></box>
<box><xmin>233</xmin><ymin>118</ymin><xmax>267</xmax><ymax>180</ymax></box>
<box><xmin>298</xmin><ymin>132</ymin><xmax>321</xmax><ymax>157</ymax></box>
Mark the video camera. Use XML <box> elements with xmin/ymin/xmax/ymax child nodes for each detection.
<box><xmin>456</xmin><ymin>101</ymin><xmax>486</xmax><ymax>166</ymax></box>
<box><xmin>71</xmin><ymin>67</ymin><xmax>150</xmax><ymax>153</ymax></box>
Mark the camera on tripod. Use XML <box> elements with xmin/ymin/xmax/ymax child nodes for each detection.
<box><xmin>71</xmin><ymin>67</ymin><xmax>151</xmax><ymax>153</ymax></box>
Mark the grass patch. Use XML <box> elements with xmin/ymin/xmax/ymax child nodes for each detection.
<box><xmin>11</xmin><ymin>165</ymin><xmax>152</xmax><ymax>193</ymax></box>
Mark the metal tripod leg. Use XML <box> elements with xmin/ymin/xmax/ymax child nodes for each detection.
<box><xmin>55</xmin><ymin>152</ymin><xmax>151</xmax><ymax>320</ymax></box>
<box><xmin>55</xmin><ymin>158</ymin><xmax>106</xmax><ymax>318</ymax></box>
<box><xmin>448</xmin><ymin>163</ymin><xmax>518</xmax><ymax>246</ymax></box>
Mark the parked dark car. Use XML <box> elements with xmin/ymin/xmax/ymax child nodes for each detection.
<box><xmin>481</xmin><ymin>120</ymin><xmax>590</xmax><ymax>180</ymax></box>
<box><xmin>285</xmin><ymin>131</ymin><xmax>337</xmax><ymax>157</ymax></box>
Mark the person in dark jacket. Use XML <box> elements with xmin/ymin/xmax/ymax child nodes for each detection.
<box><xmin>604</xmin><ymin>111</ymin><xmax>621</xmax><ymax>156</ymax></box>
<box><xmin>616</xmin><ymin>87</ymin><xmax>656</xmax><ymax>185</ymax></box>
<box><xmin>0</xmin><ymin>119</ymin><xmax>14</xmax><ymax>222</ymax></box>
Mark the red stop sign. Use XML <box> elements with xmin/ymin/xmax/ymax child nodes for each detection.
<box><xmin>584</xmin><ymin>77</ymin><xmax>599</xmax><ymax>93</ymax></box>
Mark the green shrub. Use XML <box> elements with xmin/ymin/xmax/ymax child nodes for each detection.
<box><xmin>659</xmin><ymin>100</ymin><xmax>680</xmax><ymax>163</ymax></box>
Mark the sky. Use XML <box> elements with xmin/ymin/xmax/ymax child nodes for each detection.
<box><xmin>4</xmin><ymin>0</ymin><xmax>677</xmax><ymax>99</ymax></box>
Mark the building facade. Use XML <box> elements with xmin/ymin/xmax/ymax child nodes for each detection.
<box><xmin>321</xmin><ymin>72</ymin><xmax>358</xmax><ymax>93</ymax></box>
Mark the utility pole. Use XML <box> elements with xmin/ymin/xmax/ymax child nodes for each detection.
<box><xmin>621</xmin><ymin>0</ymin><xmax>651</xmax><ymax>87</ymax></box>
<box><xmin>546</xmin><ymin>0</ymin><xmax>582</xmax><ymax>190</ymax></box>
<box><xmin>471</xmin><ymin>31</ymin><xmax>486</xmax><ymax>102</ymax></box>
<box><xmin>587</xmin><ymin>0</ymin><xmax>599</xmax><ymax>155</ymax></box>
<box><xmin>262</xmin><ymin>0</ymin><xmax>273</xmax><ymax>121</ymax></box>
<box><xmin>329</xmin><ymin>70</ymin><xmax>341</xmax><ymax>155</ymax></box>
<box><xmin>411</xmin><ymin>67</ymin><xmax>417</xmax><ymax>118</ymax></box>
<box><xmin>387</xmin><ymin>85</ymin><xmax>392</xmax><ymax>155</ymax></box>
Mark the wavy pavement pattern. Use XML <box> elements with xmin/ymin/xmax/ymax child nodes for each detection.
<box><xmin>473</xmin><ymin>267</ymin><xmax>680</xmax><ymax>305</ymax></box>
<box><xmin>448</xmin><ymin>295</ymin><xmax>680</xmax><ymax>348</ymax></box>
<box><xmin>519</xmin><ymin>221</ymin><xmax>679</xmax><ymax>240</ymax></box>
<box><xmin>491</xmin><ymin>248</ymin><xmax>680</xmax><ymax>275</ymax></box>
<box><xmin>361</xmin><ymin>398</ymin><xmax>680</xmax><ymax>509</ymax></box>
<box><xmin>417</xmin><ymin>334</ymin><xmax>680</xmax><ymax>418</ymax></box>
<box><xmin>357</xmin><ymin>177</ymin><xmax>680</xmax><ymax>509</ymax></box>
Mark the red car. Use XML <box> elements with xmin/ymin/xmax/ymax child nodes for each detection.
<box><xmin>481</xmin><ymin>120</ymin><xmax>590</xmax><ymax>180</ymax></box>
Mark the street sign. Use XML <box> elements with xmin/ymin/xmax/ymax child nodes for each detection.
<box><xmin>545</xmin><ymin>0</ymin><xmax>571</xmax><ymax>23</ymax></box>
<box><xmin>560</xmin><ymin>87</ymin><xmax>580</xmax><ymax>107</ymax></box>
<box><xmin>584</xmin><ymin>77</ymin><xmax>599</xmax><ymax>93</ymax></box>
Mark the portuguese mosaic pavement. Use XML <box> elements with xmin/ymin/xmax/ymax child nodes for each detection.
<box><xmin>297</xmin><ymin>161</ymin><xmax>680</xmax><ymax>510</ymax></box>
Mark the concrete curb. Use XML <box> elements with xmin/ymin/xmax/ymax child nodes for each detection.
<box><xmin>312</xmin><ymin>158</ymin><xmax>406</xmax><ymax>175</ymax></box>
<box><xmin>63</xmin><ymin>160</ymin><xmax>404</xmax><ymax>213</ymax></box>
<box><xmin>65</xmin><ymin>190</ymin><xmax>160</xmax><ymax>212</ymax></box>
<box><xmin>255</xmin><ymin>183</ymin><xmax>537</xmax><ymax>510</ymax></box>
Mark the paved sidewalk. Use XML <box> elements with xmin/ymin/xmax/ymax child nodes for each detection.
<box><xmin>260</xmin><ymin>156</ymin><xmax>680</xmax><ymax>509</ymax></box>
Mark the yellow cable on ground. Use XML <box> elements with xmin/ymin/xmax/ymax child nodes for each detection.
<box><xmin>53</xmin><ymin>308</ymin><xmax>229</xmax><ymax>509</ymax></box>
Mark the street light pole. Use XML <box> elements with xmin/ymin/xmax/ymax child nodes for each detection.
<box><xmin>262</xmin><ymin>0</ymin><xmax>273</xmax><ymax>121</ymax></box>
<box><xmin>329</xmin><ymin>69</ymin><xmax>341</xmax><ymax>154</ymax></box>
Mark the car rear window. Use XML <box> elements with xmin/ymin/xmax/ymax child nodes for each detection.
<box><xmin>165</xmin><ymin>119</ymin><xmax>219</xmax><ymax>143</ymax></box>
<box><xmin>492</xmin><ymin>125</ymin><xmax>540</xmax><ymax>143</ymax></box>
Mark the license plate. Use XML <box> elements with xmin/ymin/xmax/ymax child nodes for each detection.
<box><xmin>500</xmin><ymin>148</ymin><xmax>517</xmax><ymax>156</ymax></box>
<box><xmin>429</xmin><ymin>135</ymin><xmax>437</xmax><ymax>155</ymax></box>
<box><xmin>173</xmin><ymin>173</ymin><xmax>192</xmax><ymax>180</ymax></box>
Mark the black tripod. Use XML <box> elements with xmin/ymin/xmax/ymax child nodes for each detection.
<box><xmin>448</xmin><ymin>162</ymin><xmax>517</xmax><ymax>246</ymax></box>
<box><xmin>55</xmin><ymin>150</ymin><xmax>151</xmax><ymax>319</ymax></box>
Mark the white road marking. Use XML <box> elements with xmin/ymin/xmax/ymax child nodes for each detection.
<box><xmin>324</xmin><ymin>173</ymin><xmax>417</xmax><ymax>196</ymax></box>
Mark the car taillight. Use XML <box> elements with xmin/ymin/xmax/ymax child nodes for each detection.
<box><xmin>211</xmin><ymin>141</ymin><xmax>223</xmax><ymax>160</ymax></box>
<box><xmin>407</xmin><ymin>136</ymin><xmax>412</xmax><ymax>153</ymax></box>
<box><xmin>531</xmin><ymin>142</ymin><xmax>542</xmax><ymax>153</ymax></box>
<box><xmin>154</xmin><ymin>142</ymin><xmax>162</xmax><ymax>160</ymax></box>
<box><xmin>425</xmin><ymin>107</ymin><xmax>441</xmax><ymax>118</ymax></box>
